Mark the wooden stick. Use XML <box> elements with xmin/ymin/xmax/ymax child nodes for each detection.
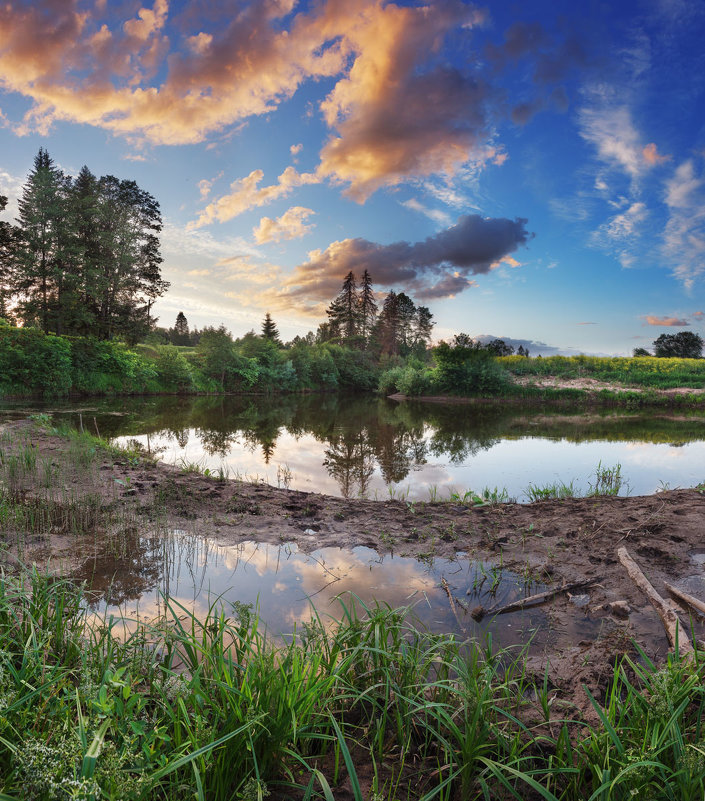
<box><xmin>617</xmin><ymin>546</ymin><xmax>693</xmax><ymax>655</ymax></box>
<box><xmin>665</xmin><ymin>582</ymin><xmax>705</xmax><ymax>618</ymax></box>
<box><xmin>441</xmin><ymin>578</ymin><xmax>468</xmax><ymax>635</ymax></box>
<box><xmin>474</xmin><ymin>578</ymin><xmax>602</xmax><ymax>621</ymax></box>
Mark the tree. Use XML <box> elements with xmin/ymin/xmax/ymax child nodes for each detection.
<box><xmin>632</xmin><ymin>347</ymin><xmax>651</xmax><ymax>357</ymax></box>
<box><xmin>376</xmin><ymin>291</ymin><xmax>400</xmax><ymax>356</ymax></box>
<box><xmin>261</xmin><ymin>312</ymin><xmax>280</xmax><ymax>343</ymax></box>
<box><xmin>485</xmin><ymin>338</ymin><xmax>515</xmax><ymax>357</ymax></box>
<box><xmin>9</xmin><ymin>149</ymin><xmax>169</xmax><ymax>340</ymax></box>
<box><xmin>652</xmin><ymin>331</ymin><xmax>703</xmax><ymax>359</ymax></box>
<box><xmin>412</xmin><ymin>306</ymin><xmax>434</xmax><ymax>349</ymax></box>
<box><xmin>172</xmin><ymin>311</ymin><xmax>190</xmax><ymax>345</ymax></box>
<box><xmin>517</xmin><ymin>345</ymin><xmax>530</xmax><ymax>357</ymax></box>
<box><xmin>326</xmin><ymin>271</ymin><xmax>359</xmax><ymax>344</ymax></box>
<box><xmin>359</xmin><ymin>269</ymin><xmax>377</xmax><ymax>346</ymax></box>
<box><xmin>14</xmin><ymin>148</ymin><xmax>66</xmax><ymax>332</ymax></box>
<box><xmin>0</xmin><ymin>195</ymin><xmax>20</xmax><ymax>323</ymax></box>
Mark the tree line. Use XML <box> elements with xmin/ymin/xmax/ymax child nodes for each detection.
<box><xmin>0</xmin><ymin>148</ymin><xmax>168</xmax><ymax>342</ymax></box>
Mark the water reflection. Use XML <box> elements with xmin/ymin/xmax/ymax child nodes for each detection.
<box><xmin>3</xmin><ymin>393</ymin><xmax>705</xmax><ymax>499</ymax></box>
<box><xmin>76</xmin><ymin>530</ymin><xmax>549</xmax><ymax>647</ymax></box>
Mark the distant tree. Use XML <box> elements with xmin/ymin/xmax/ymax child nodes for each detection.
<box><xmin>261</xmin><ymin>312</ymin><xmax>280</xmax><ymax>343</ymax></box>
<box><xmin>485</xmin><ymin>338</ymin><xmax>515</xmax><ymax>357</ymax></box>
<box><xmin>652</xmin><ymin>331</ymin><xmax>703</xmax><ymax>358</ymax></box>
<box><xmin>517</xmin><ymin>345</ymin><xmax>530</xmax><ymax>357</ymax></box>
<box><xmin>170</xmin><ymin>311</ymin><xmax>190</xmax><ymax>345</ymax></box>
<box><xmin>632</xmin><ymin>347</ymin><xmax>651</xmax><ymax>357</ymax></box>
<box><xmin>396</xmin><ymin>292</ymin><xmax>417</xmax><ymax>351</ymax></box>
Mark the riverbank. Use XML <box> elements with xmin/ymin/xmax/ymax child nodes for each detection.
<box><xmin>3</xmin><ymin>418</ymin><xmax>705</xmax><ymax>797</ymax></box>
<box><xmin>3</xmin><ymin>419</ymin><xmax>705</xmax><ymax>695</ymax></box>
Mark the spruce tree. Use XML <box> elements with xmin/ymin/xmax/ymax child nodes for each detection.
<box><xmin>261</xmin><ymin>312</ymin><xmax>280</xmax><ymax>342</ymax></box>
<box><xmin>14</xmin><ymin>148</ymin><xmax>65</xmax><ymax>332</ymax></box>
<box><xmin>173</xmin><ymin>311</ymin><xmax>190</xmax><ymax>345</ymax></box>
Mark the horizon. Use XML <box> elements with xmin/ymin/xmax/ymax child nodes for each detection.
<box><xmin>0</xmin><ymin>0</ymin><xmax>703</xmax><ymax>356</ymax></box>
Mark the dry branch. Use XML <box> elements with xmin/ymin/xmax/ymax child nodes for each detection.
<box><xmin>441</xmin><ymin>577</ymin><xmax>468</xmax><ymax>635</ymax></box>
<box><xmin>473</xmin><ymin>577</ymin><xmax>602</xmax><ymax>621</ymax></box>
<box><xmin>665</xmin><ymin>582</ymin><xmax>705</xmax><ymax>618</ymax></box>
<box><xmin>617</xmin><ymin>546</ymin><xmax>693</xmax><ymax>655</ymax></box>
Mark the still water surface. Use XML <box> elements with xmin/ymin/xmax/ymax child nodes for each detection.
<box><xmin>4</xmin><ymin>393</ymin><xmax>703</xmax><ymax>500</ymax></box>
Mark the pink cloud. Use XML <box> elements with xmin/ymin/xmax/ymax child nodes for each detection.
<box><xmin>643</xmin><ymin>315</ymin><xmax>689</xmax><ymax>326</ymax></box>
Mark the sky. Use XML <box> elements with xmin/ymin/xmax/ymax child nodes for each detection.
<box><xmin>0</xmin><ymin>0</ymin><xmax>704</xmax><ymax>355</ymax></box>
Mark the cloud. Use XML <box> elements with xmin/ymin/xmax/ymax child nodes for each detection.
<box><xmin>315</xmin><ymin>2</ymin><xmax>493</xmax><ymax>201</ymax></box>
<box><xmin>290</xmin><ymin>143</ymin><xmax>303</xmax><ymax>156</ymax></box>
<box><xmin>579</xmin><ymin>103</ymin><xmax>645</xmax><ymax>181</ymax></box>
<box><xmin>577</xmin><ymin>321</ymin><xmax>597</xmax><ymax>325</ymax></box>
<box><xmin>401</xmin><ymin>198</ymin><xmax>452</xmax><ymax>226</ymax></box>
<box><xmin>189</xmin><ymin>167</ymin><xmax>318</xmax><ymax>228</ymax></box>
<box><xmin>663</xmin><ymin>160</ymin><xmax>705</xmax><ymax>289</ymax></box>
<box><xmin>598</xmin><ymin>201</ymin><xmax>648</xmax><ymax>241</ymax></box>
<box><xmin>642</xmin><ymin>143</ymin><xmax>671</xmax><ymax>165</ymax></box>
<box><xmin>253</xmin><ymin>206</ymin><xmax>315</xmax><ymax>244</ymax></box>
<box><xmin>693</xmin><ymin>310</ymin><xmax>704</xmax><ymax>320</ymax></box>
<box><xmin>643</xmin><ymin>315</ymin><xmax>690</xmax><ymax>326</ymax></box>
<box><xmin>277</xmin><ymin>214</ymin><xmax>531</xmax><ymax>310</ymax></box>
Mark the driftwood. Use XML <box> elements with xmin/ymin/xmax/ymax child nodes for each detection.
<box><xmin>665</xmin><ymin>582</ymin><xmax>705</xmax><ymax>618</ymax></box>
<box><xmin>472</xmin><ymin>577</ymin><xmax>602</xmax><ymax>621</ymax></box>
<box><xmin>441</xmin><ymin>578</ymin><xmax>468</xmax><ymax>635</ymax></box>
<box><xmin>617</xmin><ymin>546</ymin><xmax>693</xmax><ymax>655</ymax></box>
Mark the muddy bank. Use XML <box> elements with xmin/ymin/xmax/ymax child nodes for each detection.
<box><xmin>3</xmin><ymin>420</ymin><xmax>705</xmax><ymax>711</ymax></box>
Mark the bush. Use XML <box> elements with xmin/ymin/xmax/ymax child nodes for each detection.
<box><xmin>432</xmin><ymin>341</ymin><xmax>509</xmax><ymax>395</ymax></box>
<box><xmin>153</xmin><ymin>345</ymin><xmax>194</xmax><ymax>392</ymax></box>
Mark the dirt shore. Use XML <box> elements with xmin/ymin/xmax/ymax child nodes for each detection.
<box><xmin>5</xmin><ymin>420</ymin><xmax>705</xmax><ymax>711</ymax></box>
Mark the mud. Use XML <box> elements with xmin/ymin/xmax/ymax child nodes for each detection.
<box><xmin>4</xmin><ymin>420</ymin><xmax>705</xmax><ymax>711</ymax></box>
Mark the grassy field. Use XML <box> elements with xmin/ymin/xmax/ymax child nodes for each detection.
<box><xmin>500</xmin><ymin>355</ymin><xmax>705</xmax><ymax>390</ymax></box>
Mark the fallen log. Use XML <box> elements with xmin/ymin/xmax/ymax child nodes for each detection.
<box><xmin>472</xmin><ymin>577</ymin><xmax>602</xmax><ymax>621</ymax></box>
<box><xmin>617</xmin><ymin>546</ymin><xmax>693</xmax><ymax>655</ymax></box>
<box><xmin>665</xmin><ymin>582</ymin><xmax>705</xmax><ymax>618</ymax></box>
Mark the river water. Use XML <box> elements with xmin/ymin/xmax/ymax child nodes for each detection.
<box><xmin>3</xmin><ymin>393</ymin><xmax>703</xmax><ymax>500</ymax></box>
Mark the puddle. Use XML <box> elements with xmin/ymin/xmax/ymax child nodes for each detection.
<box><xmin>75</xmin><ymin>529</ymin><xmax>556</xmax><ymax>649</ymax></box>
<box><xmin>690</xmin><ymin>552</ymin><xmax>705</xmax><ymax>568</ymax></box>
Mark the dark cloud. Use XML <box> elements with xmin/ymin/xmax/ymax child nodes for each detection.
<box><xmin>281</xmin><ymin>214</ymin><xmax>532</xmax><ymax>303</ymax></box>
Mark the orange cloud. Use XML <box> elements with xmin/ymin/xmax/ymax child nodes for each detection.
<box><xmin>253</xmin><ymin>206</ymin><xmax>315</xmax><ymax>244</ymax></box>
<box><xmin>643</xmin><ymin>315</ymin><xmax>689</xmax><ymax>326</ymax></box>
<box><xmin>642</xmin><ymin>142</ymin><xmax>671</xmax><ymax>166</ymax></box>
<box><xmin>0</xmin><ymin>0</ymin><xmax>500</xmax><ymax>201</ymax></box>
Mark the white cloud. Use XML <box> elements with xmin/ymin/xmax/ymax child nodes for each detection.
<box><xmin>663</xmin><ymin>160</ymin><xmax>705</xmax><ymax>289</ymax></box>
<box><xmin>252</xmin><ymin>206</ymin><xmax>315</xmax><ymax>244</ymax></box>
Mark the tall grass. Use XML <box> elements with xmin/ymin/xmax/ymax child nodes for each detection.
<box><xmin>0</xmin><ymin>573</ymin><xmax>703</xmax><ymax>799</ymax></box>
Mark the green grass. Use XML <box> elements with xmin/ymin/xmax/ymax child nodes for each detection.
<box><xmin>500</xmin><ymin>355</ymin><xmax>705</xmax><ymax>390</ymax></box>
<box><xmin>0</xmin><ymin>573</ymin><xmax>703</xmax><ymax>799</ymax></box>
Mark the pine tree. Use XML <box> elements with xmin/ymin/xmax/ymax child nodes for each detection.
<box><xmin>0</xmin><ymin>195</ymin><xmax>19</xmax><ymax>323</ymax></box>
<box><xmin>261</xmin><ymin>312</ymin><xmax>280</xmax><ymax>342</ymax></box>
<box><xmin>359</xmin><ymin>269</ymin><xmax>377</xmax><ymax>346</ymax></box>
<box><xmin>326</xmin><ymin>271</ymin><xmax>359</xmax><ymax>344</ymax></box>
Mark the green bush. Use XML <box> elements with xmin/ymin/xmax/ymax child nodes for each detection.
<box><xmin>432</xmin><ymin>341</ymin><xmax>509</xmax><ymax>395</ymax></box>
<box><xmin>0</xmin><ymin>325</ymin><xmax>72</xmax><ymax>397</ymax></box>
<box><xmin>153</xmin><ymin>345</ymin><xmax>194</xmax><ymax>392</ymax></box>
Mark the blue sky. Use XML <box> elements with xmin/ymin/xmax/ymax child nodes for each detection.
<box><xmin>0</xmin><ymin>0</ymin><xmax>704</xmax><ymax>354</ymax></box>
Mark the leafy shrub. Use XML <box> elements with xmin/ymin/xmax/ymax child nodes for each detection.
<box><xmin>432</xmin><ymin>341</ymin><xmax>509</xmax><ymax>395</ymax></box>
